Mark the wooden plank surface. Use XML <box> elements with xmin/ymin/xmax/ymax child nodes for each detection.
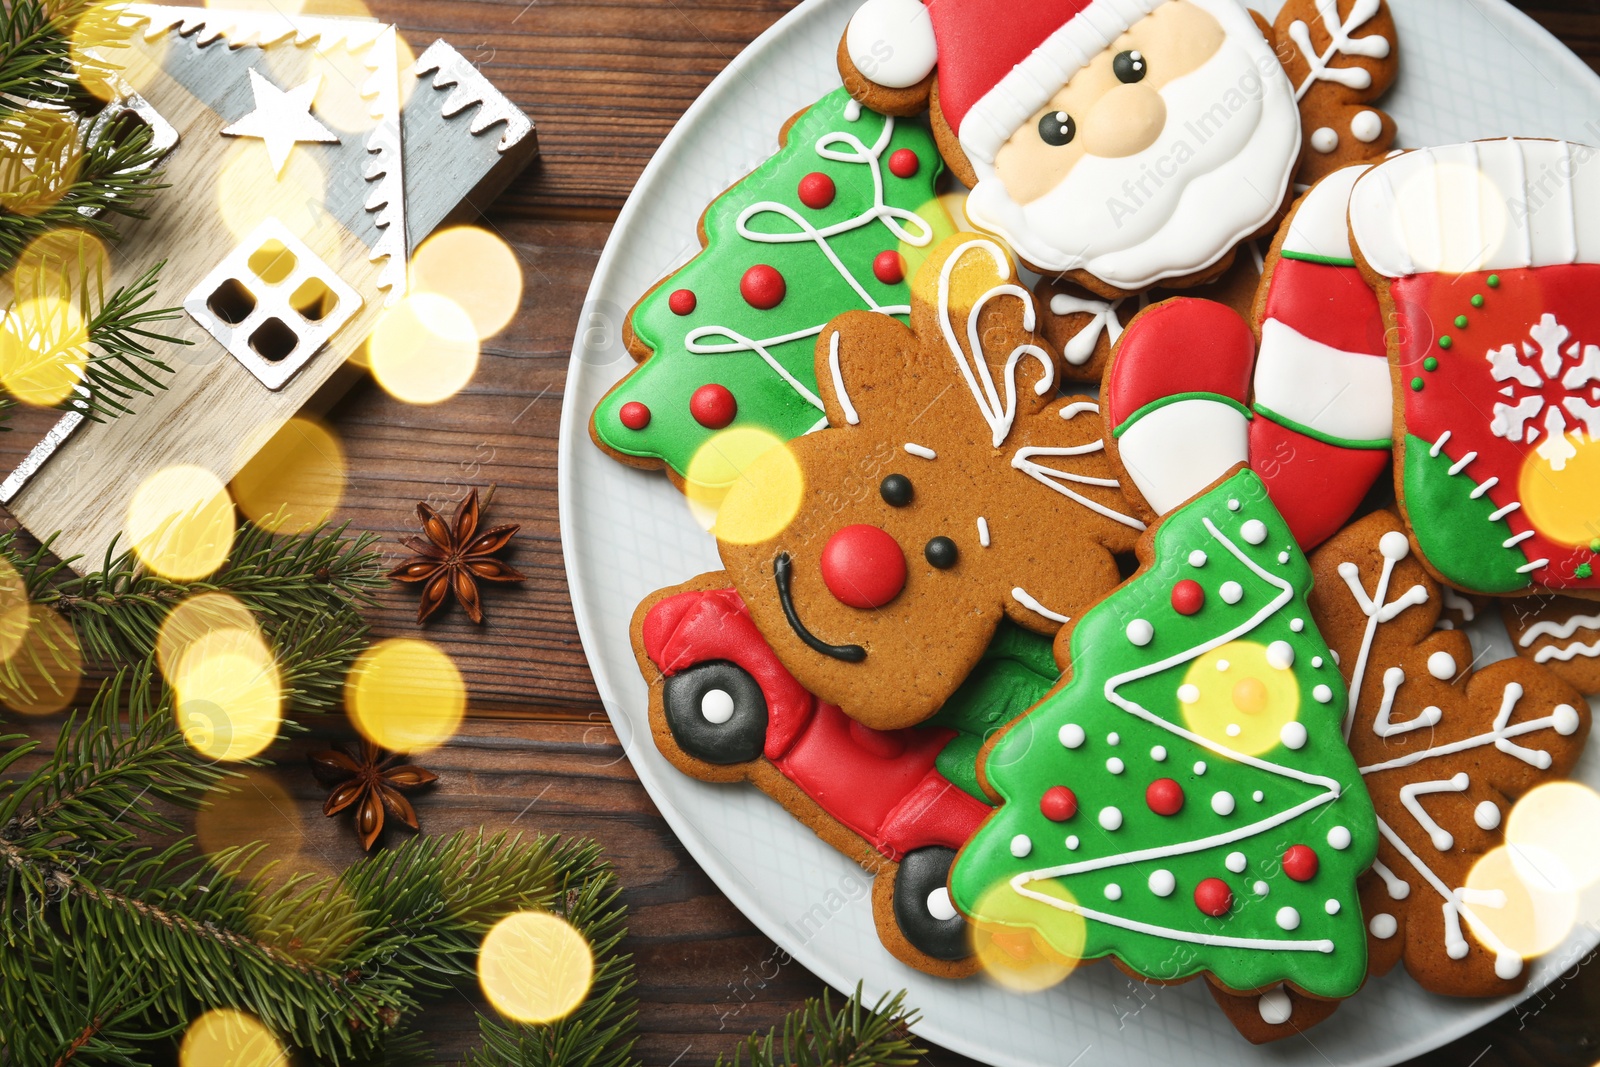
<box><xmin>6</xmin><ymin>0</ymin><xmax>1600</xmax><ymax>1062</ymax></box>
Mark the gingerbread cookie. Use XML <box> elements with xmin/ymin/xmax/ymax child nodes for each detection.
<box><xmin>1309</xmin><ymin>510</ymin><xmax>1590</xmax><ymax>997</ymax></box>
<box><xmin>838</xmin><ymin>0</ymin><xmax>1302</xmax><ymax>296</ymax></box>
<box><xmin>1272</xmin><ymin>0</ymin><xmax>1398</xmax><ymax>185</ymax></box>
<box><xmin>1504</xmin><ymin>596</ymin><xmax>1600</xmax><ymax>694</ymax></box>
<box><xmin>589</xmin><ymin>86</ymin><xmax>952</xmax><ymax>490</ymax></box>
<box><xmin>714</xmin><ymin>234</ymin><xmax>1145</xmax><ymax>732</ymax></box>
<box><xmin>1348</xmin><ymin>139</ymin><xmax>1600</xmax><ymax>595</ymax></box>
<box><xmin>1206</xmin><ymin>978</ymin><xmax>1343</xmax><ymax>1043</ymax></box>
<box><xmin>949</xmin><ymin>465</ymin><xmax>1378</xmax><ymax>1006</ymax></box>
<box><xmin>632</xmin><ymin>572</ymin><xmax>1058</xmax><ymax>975</ymax></box>
<box><xmin>1435</xmin><ymin>585</ymin><xmax>1490</xmax><ymax>632</ymax></box>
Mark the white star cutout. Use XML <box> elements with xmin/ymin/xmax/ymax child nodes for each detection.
<box><xmin>221</xmin><ymin>68</ymin><xmax>340</xmax><ymax>177</ymax></box>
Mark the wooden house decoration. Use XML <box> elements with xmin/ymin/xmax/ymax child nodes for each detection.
<box><xmin>0</xmin><ymin>4</ymin><xmax>536</xmax><ymax>570</ymax></box>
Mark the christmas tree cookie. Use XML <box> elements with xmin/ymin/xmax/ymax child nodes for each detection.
<box><xmin>589</xmin><ymin>87</ymin><xmax>952</xmax><ymax>489</ymax></box>
<box><xmin>948</xmin><ymin>466</ymin><xmax>1378</xmax><ymax>1002</ymax></box>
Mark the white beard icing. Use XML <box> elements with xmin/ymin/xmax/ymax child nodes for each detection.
<box><xmin>964</xmin><ymin>24</ymin><xmax>1299</xmax><ymax>288</ymax></box>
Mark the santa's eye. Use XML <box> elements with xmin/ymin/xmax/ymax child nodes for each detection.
<box><xmin>880</xmin><ymin>474</ymin><xmax>914</xmax><ymax>507</ymax></box>
<box><xmin>925</xmin><ymin>536</ymin><xmax>958</xmax><ymax>569</ymax></box>
<box><xmin>1113</xmin><ymin>50</ymin><xmax>1146</xmax><ymax>83</ymax></box>
<box><xmin>1037</xmin><ymin>111</ymin><xmax>1076</xmax><ymax>147</ymax></box>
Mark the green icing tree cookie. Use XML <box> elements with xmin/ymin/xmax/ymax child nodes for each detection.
<box><xmin>589</xmin><ymin>87</ymin><xmax>952</xmax><ymax>487</ymax></box>
<box><xmin>949</xmin><ymin>468</ymin><xmax>1378</xmax><ymax>1000</ymax></box>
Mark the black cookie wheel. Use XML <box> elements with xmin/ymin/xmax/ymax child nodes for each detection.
<box><xmin>661</xmin><ymin>660</ymin><xmax>769</xmax><ymax>765</ymax></box>
<box><xmin>892</xmin><ymin>846</ymin><xmax>970</xmax><ymax>961</ymax></box>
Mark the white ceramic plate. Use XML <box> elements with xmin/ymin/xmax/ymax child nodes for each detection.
<box><xmin>557</xmin><ymin>2</ymin><xmax>1600</xmax><ymax>1063</ymax></box>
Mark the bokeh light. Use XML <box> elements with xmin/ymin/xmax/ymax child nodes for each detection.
<box><xmin>0</xmin><ymin>556</ymin><xmax>30</xmax><ymax>666</ymax></box>
<box><xmin>127</xmin><ymin>465</ymin><xmax>236</xmax><ymax>581</ymax></box>
<box><xmin>1464</xmin><ymin>844</ymin><xmax>1578</xmax><ymax>966</ymax></box>
<box><xmin>180</xmin><ymin>1009</ymin><xmax>287</xmax><ymax>1067</ymax></box>
<box><xmin>1505</xmin><ymin>782</ymin><xmax>1600</xmax><ymax>891</ymax></box>
<box><xmin>11</xmin><ymin>229</ymin><xmax>110</xmax><ymax>305</ymax></box>
<box><xmin>969</xmin><ymin>880</ymin><xmax>1082</xmax><ymax>993</ymax></box>
<box><xmin>0</xmin><ymin>297</ymin><xmax>89</xmax><ymax>407</ymax></box>
<box><xmin>70</xmin><ymin>2</ymin><xmax>168</xmax><ymax>101</ymax></box>
<box><xmin>346</xmin><ymin>638</ymin><xmax>465</xmax><ymax>753</ymax></box>
<box><xmin>0</xmin><ymin>605</ymin><xmax>82</xmax><ymax>717</ymax></box>
<box><xmin>230</xmin><ymin>416</ymin><xmax>347</xmax><ymax>533</ymax></box>
<box><xmin>0</xmin><ymin>108</ymin><xmax>82</xmax><ymax>217</ymax></box>
<box><xmin>688</xmin><ymin>428</ymin><xmax>802</xmax><ymax>541</ymax></box>
<box><xmin>478</xmin><ymin>911</ymin><xmax>594</xmax><ymax>1024</ymax></box>
<box><xmin>196</xmin><ymin>767</ymin><xmax>302</xmax><ymax>872</ymax></box>
<box><xmin>1395</xmin><ymin>162</ymin><xmax>1507</xmax><ymax>274</ymax></box>
<box><xmin>173</xmin><ymin>627</ymin><xmax>282</xmax><ymax>761</ymax></box>
<box><xmin>308</xmin><ymin>44</ymin><xmax>380</xmax><ymax>133</ymax></box>
<box><xmin>217</xmin><ymin>140</ymin><xmax>330</xmax><ymax>249</ymax></box>
<box><xmin>157</xmin><ymin>592</ymin><xmax>259</xmax><ymax>680</ymax></box>
<box><xmin>410</xmin><ymin>226</ymin><xmax>523</xmax><ymax>340</ymax></box>
<box><xmin>1518</xmin><ymin>438</ymin><xmax>1600</xmax><ymax>549</ymax></box>
<box><xmin>366</xmin><ymin>293</ymin><xmax>479</xmax><ymax>404</ymax></box>
<box><xmin>1178</xmin><ymin>639</ymin><xmax>1300</xmax><ymax>756</ymax></box>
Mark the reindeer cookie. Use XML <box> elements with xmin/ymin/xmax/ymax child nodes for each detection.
<box><xmin>714</xmin><ymin>234</ymin><xmax>1146</xmax><ymax>731</ymax></box>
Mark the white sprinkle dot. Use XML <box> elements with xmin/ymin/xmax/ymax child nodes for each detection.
<box><xmin>1227</xmin><ymin>498</ymin><xmax>1240</xmax><ymax>511</ymax></box>
<box><xmin>1178</xmin><ymin>684</ymin><xmax>1200</xmax><ymax>704</ymax></box>
<box><xmin>1241</xmin><ymin>519</ymin><xmax>1268</xmax><ymax>544</ymax></box>
<box><xmin>1331</xmin><ymin>649</ymin><xmax>1340</xmax><ymax>665</ymax></box>
<box><xmin>1107</xmin><ymin>732</ymin><xmax>1120</xmax><ymax>746</ymax></box>
<box><xmin>1554</xmin><ymin>704</ymin><xmax>1581</xmax><ymax>735</ymax></box>
<box><xmin>1369</xmin><ymin>913</ymin><xmax>1397</xmax><ymax>939</ymax></box>
<box><xmin>1225</xmin><ymin>851</ymin><xmax>1248</xmax><ymax>873</ymax></box>
<box><xmin>1325</xmin><ymin>899</ymin><xmax>1341</xmax><ymax>915</ymax></box>
<box><xmin>1151</xmin><ymin>745</ymin><xmax>1167</xmax><ymax>761</ymax></box>
<box><xmin>1126</xmin><ymin>619</ymin><xmax>1154</xmax><ymax>646</ymax></box>
<box><xmin>1278</xmin><ymin>550</ymin><xmax>1291</xmax><ymax>564</ymax></box>
<box><xmin>1290</xmin><ymin>618</ymin><xmax>1305</xmax><ymax>632</ymax></box>
<box><xmin>1312</xmin><ymin>656</ymin><xmax>1323</xmax><ymax>668</ymax></box>
<box><xmin>1254</xmin><ymin>880</ymin><xmax>1270</xmax><ymax>896</ymax></box>
<box><xmin>1099</xmin><ymin>806</ymin><xmax>1123</xmax><ymax>831</ymax></box>
<box><xmin>1226</xmin><ymin>723</ymin><xmax>1241</xmax><ymax>736</ymax></box>
<box><xmin>1066</xmin><ymin>835</ymin><xmax>1080</xmax><ymax>850</ymax></box>
<box><xmin>1267</xmin><ymin>640</ymin><xmax>1294</xmax><ymax>670</ymax></box>
<box><xmin>1379</xmin><ymin>531</ymin><xmax>1410</xmax><ymax>560</ymax></box>
<box><xmin>1059</xmin><ymin>723</ymin><xmax>1085</xmax><ymax>748</ymax></box>
<box><xmin>1276</xmin><ymin>906</ymin><xmax>1300</xmax><ymax>931</ymax></box>
<box><xmin>1474</xmin><ymin>801</ymin><xmax>1501</xmax><ymax>830</ymax></box>
<box><xmin>1189</xmin><ymin>550</ymin><xmax>1208</xmax><ymax>567</ymax></box>
<box><xmin>926</xmin><ymin>887</ymin><xmax>956</xmax><ymax>922</ymax></box>
<box><xmin>1212</xmin><ymin>791</ymin><xmax>1235</xmax><ymax>815</ymax></box>
<box><xmin>1253</xmin><ymin>790</ymin><xmax>1264</xmax><ymax>802</ymax></box>
<box><xmin>1149</xmin><ymin>869</ymin><xmax>1176</xmax><ymax>897</ymax></box>
<box><xmin>1107</xmin><ymin>757</ymin><xmax>1125</xmax><ymax>774</ymax></box>
<box><xmin>1010</xmin><ymin>834</ymin><xmax>1032</xmax><ymax>858</ymax></box>
<box><xmin>1194</xmin><ymin>761</ymin><xmax>1207</xmax><ymax>775</ymax></box>
<box><xmin>1495</xmin><ymin>953</ymin><xmax>1523</xmax><ymax>980</ymax></box>
<box><xmin>1327</xmin><ymin>826</ymin><xmax>1351</xmax><ymax>850</ymax></box>
<box><xmin>1281</xmin><ymin>722</ymin><xmax>1307</xmax><ymax>750</ymax></box>
<box><xmin>1427</xmin><ymin>651</ymin><xmax>1458</xmax><ymax>680</ymax></box>
<box><xmin>700</xmin><ymin>689</ymin><xmax>735</xmax><ymax>724</ymax></box>
<box><xmin>1220</xmin><ymin>581</ymin><xmax>1243</xmax><ymax>604</ymax></box>
<box><xmin>1105</xmin><ymin>883</ymin><xmax>1123</xmax><ymax>900</ymax></box>
<box><xmin>1313</xmin><ymin>684</ymin><xmax>1333</xmax><ymax>704</ymax></box>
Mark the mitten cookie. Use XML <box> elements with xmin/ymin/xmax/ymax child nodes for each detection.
<box><xmin>1272</xmin><ymin>0</ymin><xmax>1398</xmax><ymax>185</ymax></box>
<box><xmin>838</xmin><ymin>0</ymin><xmax>1301</xmax><ymax>296</ymax></box>
<box><xmin>715</xmin><ymin>235</ymin><xmax>1145</xmax><ymax>731</ymax></box>
<box><xmin>590</xmin><ymin>87</ymin><xmax>951</xmax><ymax>490</ymax></box>
<box><xmin>1309</xmin><ymin>510</ymin><xmax>1591</xmax><ymax>997</ymax></box>
<box><xmin>1349</xmin><ymin>139</ymin><xmax>1600</xmax><ymax>595</ymax></box>
<box><xmin>1504</xmin><ymin>596</ymin><xmax>1600</xmax><ymax>694</ymax></box>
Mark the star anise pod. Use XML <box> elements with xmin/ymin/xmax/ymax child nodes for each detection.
<box><xmin>310</xmin><ymin>740</ymin><xmax>438</xmax><ymax>851</ymax></box>
<box><xmin>387</xmin><ymin>487</ymin><xmax>525</xmax><ymax>623</ymax></box>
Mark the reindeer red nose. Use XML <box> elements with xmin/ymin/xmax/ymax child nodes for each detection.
<box><xmin>819</xmin><ymin>525</ymin><xmax>906</xmax><ymax>608</ymax></box>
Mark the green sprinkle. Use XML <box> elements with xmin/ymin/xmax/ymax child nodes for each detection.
<box><xmin>1590</xmin><ymin>538</ymin><xmax>1600</xmax><ymax>553</ymax></box>
<box><xmin>1424</xmin><ymin>356</ymin><xmax>1439</xmax><ymax>371</ymax></box>
<box><xmin>1439</xmin><ymin>335</ymin><xmax>1453</xmax><ymax>349</ymax></box>
<box><xmin>1410</xmin><ymin>377</ymin><xmax>1424</xmax><ymax>391</ymax></box>
<box><xmin>1578</xmin><ymin>563</ymin><xmax>1595</xmax><ymax>580</ymax></box>
<box><xmin>1488</xmin><ymin>274</ymin><xmax>1500</xmax><ymax>287</ymax></box>
<box><xmin>1471</xmin><ymin>294</ymin><xmax>1484</xmax><ymax>307</ymax></box>
<box><xmin>1454</xmin><ymin>315</ymin><xmax>1468</xmax><ymax>328</ymax></box>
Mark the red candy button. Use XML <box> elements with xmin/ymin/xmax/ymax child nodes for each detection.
<box><xmin>689</xmin><ymin>383</ymin><xmax>737</xmax><ymax>429</ymax></box>
<box><xmin>888</xmin><ymin>149</ymin><xmax>920</xmax><ymax>178</ymax></box>
<box><xmin>872</xmin><ymin>250</ymin><xmax>905</xmax><ymax>285</ymax></box>
<box><xmin>1040</xmin><ymin>785</ymin><xmax>1078</xmax><ymax>822</ymax></box>
<box><xmin>618</xmin><ymin>401</ymin><xmax>650</xmax><ymax>430</ymax></box>
<box><xmin>1283</xmin><ymin>844</ymin><xmax>1319</xmax><ymax>882</ymax></box>
<box><xmin>740</xmin><ymin>264</ymin><xmax>786</xmax><ymax>309</ymax></box>
<box><xmin>1146</xmin><ymin>777</ymin><xmax>1184</xmax><ymax>816</ymax></box>
<box><xmin>798</xmin><ymin>172</ymin><xmax>836</xmax><ymax>210</ymax></box>
<box><xmin>820</xmin><ymin>524</ymin><xmax>906</xmax><ymax>609</ymax></box>
<box><xmin>1195</xmin><ymin>877</ymin><xmax>1233</xmax><ymax>917</ymax></box>
<box><xmin>668</xmin><ymin>288</ymin><xmax>697</xmax><ymax>316</ymax></box>
<box><xmin>1172</xmin><ymin>579</ymin><xmax>1204</xmax><ymax>615</ymax></box>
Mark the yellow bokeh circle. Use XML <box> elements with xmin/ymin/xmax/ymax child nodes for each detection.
<box><xmin>128</xmin><ymin>465</ymin><xmax>236</xmax><ymax>581</ymax></box>
<box><xmin>1464</xmin><ymin>844</ymin><xmax>1578</xmax><ymax>966</ymax></box>
<box><xmin>0</xmin><ymin>605</ymin><xmax>82</xmax><ymax>717</ymax></box>
<box><xmin>0</xmin><ymin>556</ymin><xmax>30</xmax><ymax>667</ymax></box>
<box><xmin>157</xmin><ymin>593</ymin><xmax>260</xmax><ymax>681</ymax></box>
<box><xmin>231</xmin><ymin>416</ymin><xmax>347</xmax><ymax>534</ymax></box>
<box><xmin>180</xmin><ymin>1009</ymin><xmax>288</xmax><ymax>1067</ymax></box>
<box><xmin>0</xmin><ymin>108</ymin><xmax>82</xmax><ymax>217</ymax></box>
<box><xmin>346</xmin><ymin>638</ymin><xmax>465</xmax><ymax>753</ymax></box>
<box><xmin>478</xmin><ymin>911</ymin><xmax>594</xmax><ymax>1024</ymax></box>
<box><xmin>1178</xmin><ymin>639</ymin><xmax>1300</xmax><ymax>756</ymax></box>
<box><xmin>410</xmin><ymin>226</ymin><xmax>523</xmax><ymax>340</ymax></box>
<box><xmin>367</xmin><ymin>293</ymin><xmax>479</xmax><ymax>404</ymax></box>
<box><xmin>1505</xmin><ymin>781</ymin><xmax>1600</xmax><ymax>892</ymax></box>
<box><xmin>690</xmin><ymin>428</ymin><xmax>803</xmax><ymax>543</ymax></box>
<box><xmin>70</xmin><ymin>2</ymin><xmax>168</xmax><ymax>102</ymax></box>
<box><xmin>173</xmin><ymin>627</ymin><xmax>282</xmax><ymax>762</ymax></box>
<box><xmin>217</xmin><ymin>141</ymin><xmax>329</xmax><ymax>249</ymax></box>
<box><xmin>12</xmin><ymin>229</ymin><xmax>110</xmax><ymax>304</ymax></box>
<box><xmin>196</xmin><ymin>767</ymin><xmax>302</xmax><ymax>868</ymax></box>
<box><xmin>0</xmin><ymin>297</ymin><xmax>89</xmax><ymax>407</ymax></box>
<box><xmin>1518</xmin><ymin>437</ymin><xmax>1600</xmax><ymax>549</ymax></box>
<box><xmin>969</xmin><ymin>879</ymin><xmax>1082</xmax><ymax>994</ymax></box>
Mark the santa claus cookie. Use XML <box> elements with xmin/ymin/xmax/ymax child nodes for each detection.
<box><xmin>714</xmin><ymin>234</ymin><xmax>1146</xmax><ymax>732</ymax></box>
<box><xmin>1504</xmin><ymin>596</ymin><xmax>1600</xmax><ymax>694</ymax></box>
<box><xmin>1309</xmin><ymin>511</ymin><xmax>1590</xmax><ymax>998</ymax></box>
<box><xmin>1349</xmin><ymin>139</ymin><xmax>1600</xmax><ymax>595</ymax></box>
<box><xmin>838</xmin><ymin>0</ymin><xmax>1303</xmax><ymax>296</ymax></box>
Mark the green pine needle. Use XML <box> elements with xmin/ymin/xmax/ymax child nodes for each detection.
<box><xmin>715</xmin><ymin>986</ymin><xmax>925</xmax><ymax>1067</ymax></box>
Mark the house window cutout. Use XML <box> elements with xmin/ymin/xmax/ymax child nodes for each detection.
<box><xmin>183</xmin><ymin>218</ymin><xmax>362</xmax><ymax>391</ymax></box>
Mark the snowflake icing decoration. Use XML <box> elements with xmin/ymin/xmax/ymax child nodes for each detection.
<box><xmin>1486</xmin><ymin>313</ymin><xmax>1600</xmax><ymax>471</ymax></box>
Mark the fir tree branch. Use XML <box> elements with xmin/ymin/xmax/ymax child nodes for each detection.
<box><xmin>714</xmin><ymin>986</ymin><xmax>924</xmax><ymax>1067</ymax></box>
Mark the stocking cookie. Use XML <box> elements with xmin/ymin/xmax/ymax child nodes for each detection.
<box><xmin>1309</xmin><ymin>510</ymin><xmax>1591</xmax><ymax>997</ymax></box>
<box><xmin>1272</xmin><ymin>0</ymin><xmax>1398</xmax><ymax>185</ymax></box>
<box><xmin>715</xmin><ymin>234</ymin><xmax>1146</xmax><ymax>731</ymax></box>
<box><xmin>1504</xmin><ymin>596</ymin><xmax>1600</xmax><ymax>694</ymax></box>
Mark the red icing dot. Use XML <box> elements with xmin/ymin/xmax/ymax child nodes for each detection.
<box><xmin>740</xmin><ymin>265</ymin><xmax>786</xmax><ymax>310</ymax></box>
<box><xmin>872</xmin><ymin>250</ymin><xmax>905</xmax><ymax>285</ymax></box>
<box><xmin>798</xmin><ymin>172</ymin><xmax>836</xmax><ymax>210</ymax></box>
<box><xmin>668</xmin><ymin>288</ymin><xmax>697</xmax><ymax>316</ymax></box>
<box><xmin>888</xmin><ymin>149</ymin><xmax>920</xmax><ymax>179</ymax></box>
<box><xmin>1283</xmin><ymin>844</ymin><xmax>1319</xmax><ymax>882</ymax></box>
<box><xmin>1040</xmin><ymin>785</ymin><xmax>1078</xmax><ymax>822</ymax></box>
<box><xmin>820</xmin><ymin>525</ymin><xmax>906</xmax><ymax>609</ymax></box>
<box><xmin>1172</xmin><ymin>579</ymin><xmax>1204</xmax><ymax>615</ymax></box>
<box><xmin>1195</xmin><ymin>877</ymin><xmax>1233</xmax><ymax>917</ymax></box>
<box><xmin>689</xmin><ymin>383</ymin><xmax>737</xmax><ymax>429</ymax></box>
<box><xmin>618</xmin><ymin>401</ymin><xmax>650</xmax><ymax>430</ymax></box>
<box><xmin>1146</xmin><ymin>777</ymin><xmax>1185</xmax><ymax>816</ymax></box>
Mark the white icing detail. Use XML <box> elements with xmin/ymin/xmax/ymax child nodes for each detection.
<box><xmin>1350</xmin><ymin>110</ymin><xmax>1383</xmax><ymax>143</ymax></box>
<box><xmin>1126</xmin><ymin>619</ymin><xmax>1154</xmax><ymax>646</ymax></box>
<box><xmin>1517</xmin><ymin>559</ymin><xmax>1551</xmax><ymax>575</ymax></box>
<box><xmin>904</xmin><ymin>442</ymin><xmax>936</xmax><ymax>459</ymax></box>
<box><xmin>1276</xmin><ymin>906</ymin><xmax>1301</xmax><ymax>931</ymax></box>
<box><xmin>1281</xmin><ymin>722</ymin><xmax>1308</xmax><ymax>750</ymax></box>
<box><xmin>1502</xmin><ymin>530</ymin><xmax>1535</xmax><ymax>548</ymax></box>
<box><xmin>1375</xmin><ymin>815</ymin><xmax>1521</xmax><ymax>976</ymax></box>
<box><xmin>1447</xmin><ymin>452</ymin><xmax>1477</xmax><ymax>476</ymax></box>
<box><xmin>1372</xmin><ymin>667</ymin><xmax>1443</xmax><ymax>737</ymax></box>
<box><xmin>1325</xmin><ymin>898</ymin><xmax>1341</xmax><ymax>915</ymax></box>
<box><xmin>1358</xmin><ymin>684</ymin><xmax>1572</xmax><ymax>775</ymax></box>
<box><xmin>1256</xmin><ymin>983</ymin><xmax>1293</xmax><ymax>1025</ymax></box>
<box><xmin>1151</xmin><ymin>745</ymin><xmax>1167</xmax><ymax>761</ymax></box>
<box><xmin>1050</xmin><ymin>292</ymin><xmax>1126</xmax><ymax>366</ymax></box>
<box><xmin>1536</xmin><ymin>639</ymin><xmax>1600</xmax><ymax>663</ymax></box>
<box><xmin>1440</xmin><ymin>587</ymin><xmax>1477</xmax><ymax>622</ymax></box>
<box><xmin>1327</xmin><ymin>825</ymin><xmax>1351</xmax><ymax>850</ymax></box>
<box><xmin>844</xmin><ymin>0</ymin><xmax>937</xmax><ymax>89</ymax></box>
<box><xmin>843</xmin><ymin>99</ymin><xmax>862</xmax><ymax>122</ymax></box>
<box><xmin>1194</xmin><ymin>761</ymin><xmax>1207</xmax><ymax>775</ymax></box>
<box><xmin>1291</xmin><ymin>618</ymin><xmax>1305</xmax><ymax>632</ymax></box>
<box><xmin>1310</xmin><ymin>126</ymin><xmax>1338</xmax><ymax>154</ymax></box>
<box><xmin>1226</xmin><ymin>723</ymin><xmax>1241</xmax><ymax>736</ymax></box>
<box><xmin>1369</xmin><ymin>913</ymin><xmax>1397</xmax><ymax>939</ymax></box>
<box><xmin>1254</xmin><ymin>880</ymin><xmax>1270</xmax><ymax>896</ymax></box>
<box><xmin>926</xmin><ymin>886</ymin><xmax>957</xmax><ymax>922</ymax></box>
<box><xmin>1312</xmin><ymin>656</ymin><xmax>1323</xmax><ymax>668</ymax></box>
<box><xmin>1109</xmin><ymin>400</ymin><xmax>1251</xmax><ymax>518</ymax></box>
<box><xmin>1255</xmin><ymin>320</ymin><xmax>1393</xmax><ymax>443</ymax></box>
<box><xmin>1189</xmin><ymin>550</ymin><xmax>1208</xmax><ymax>567</ymax></box>
<box><xmin>1485</xmin><ymin>314</ymin><xmax>1600</xmax><ymax>471</ymax></box>
<box><xmin>1011</xmin><ymin>404</ymin><xmax>1147</xmax><ymax>530</ymax></box>
<box><xmin>1400</xmin><ymin>773</ymin><xmax>1471</xmax><ymax>851</ymax></box>
<box><xmin>1372</xmin><ymin>859</ymin><xmax>1410</xmax><ymax>899</ymax></box>
<box><xmin>1059</xmin><ymin>400</ymin><xmax>1101</xmax><ymax>419</ymax></box>
<box><xmin>1313</xmin><ymin>684</ymin><xmax>1333</xmax><ymax>704</ymax></box>
<box><xmin>1220</xmin><ymin>581</ymin><xmax>1243</xmax><ymax>605</ymax></box>
<box><xmin>1177</xmin><ymin>684</ymin><xmax>1200</xmax><ymax>705</ymax></box>
<box><xmin>700</xmin><ymin>689</ymin><xmax>735</xmax><ymax>724</ymax></box>
<box><xmin>1496</xmin><ymin>953</ymin><xmax>1525</xmax><ymax>980</ymax></box>
<box><xmin>1107</xmin><ymin>732</ymin><xmax>1120</xmax><ymax>746</ymax></box>
<box><xmin>1107</xmin><ymin>757</ymin><xmax>1125</xmax><ymax>775</ymax></box>
<box><xmin>1429</xmin><ymin>430</ymin><xmax>1451</xmax><ymax>457</ymax></box>
<box><xmin>827</xmin><ymin>331</ymin><xmax>859</xmax><ymax>425</ymax></box>
<box><xmin>1242</xmin><ymin>519</ymin><xmax>1268</xmax><ymax>545</ymax></box>
<box><xmin>1099</xmin><ymin>806</ymin><xmax>1123</xmax><ymax>831</ymax></box>
<box><xmin>1279</xmin><ymin>551</ymin><xmax>1290</xmax><ymax>564</ymax></box>
<box><xmin>1013</xmin><ymin>586</ymin><xmax>1070</xmax><ymax>624</ymax></box>
<box><xmin>1066</xmin><ymin>835</ymin><xmax>1080</xmax><ymax>850</ymax></box>
<box><xmin>1059</xmin><ymin>723</ymin><xmax>1086</xmax><ymax>749</ymax></box>
<box><xmin>1335</xmin><ymin>537</ymin><xmax>1430</xmax><ymax>739</ymax></box>
<box><xmin>1253</xmin><ymin>790</ymin><xmax>1264</xmax><ymax>802</ymax></box>
<box><xmin>1283</xmin><ymin>165</ymin><xmax>1365</xmax><ymax>259</ymax></box>
<box><xmin>1105</xmin><ymin>883</ymin><xmax>1123</xmax><ymax>901</ymax></box>
<box><xmin>1226</xmin><ymin>851</ymin><xmax>1248</xmax><ymax>873</ymax></box>
<box><xmin>1470</xmin><ymin>476</ymin><xmax>1499</xmax><ymax>499</ymax></box>
<box><xmin>1475</xmin><ymin>800</ymin><xmax>1502</xmax><ymax>831</ymax></box>
<box><xmin>1267</xmin><ymin>641</ymin><xmax>1295</xmax><ymax>670</ymax></box>
<box><xmin>1427</xmin><ymin>651</ymin><xmax>1458</xmax><ymax>680</ymax></box>
<box><xmin>977</xmin><ymin>516</ymin><xmax>991</xmax><ymax>548</ymax></box>
<box><xmin>1148</xmin><ymin>869</ymin><xmax>1176</xmax><ymax>897</ymax></box>
<box><xmin>1011</xmin><ymin>833</ymin><xmax>1034</xmax><ymax>858</ymax></box>
<box><xmin>1518</xmin><ymin>611</ymin><xmax>1600</xmax><ymax>647</ymax></box>
<box><xmin>1288</xmin><ymin>0</ymin><xmax>1390</xmax><ymax>101</ymax></box>
<box><xmin>1212</xmin><ymin>791</ymin><xmax>1236</xmax><ymax>816</ymax></box>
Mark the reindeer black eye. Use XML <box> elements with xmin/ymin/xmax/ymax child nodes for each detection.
<box><xmin>1113</xmin><ymin>50</ymin><xmax>1146</xmax><ymax>83</ymax></box>
<box><xmin>925</xmin><ymin>536</ymin><xmax>958</xmax><ymax>569</ymax></box>
<box><xmin>880</xmin><ymin>474</ymin><xmax>914</xmax><ymax>507</ymax></box>
<box><xmin>1038</xmin><ymin>111</ymin><xmax>1076</xmax><ymax>147</ymax></box>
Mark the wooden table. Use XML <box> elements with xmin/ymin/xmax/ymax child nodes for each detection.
<box><xmin>11</xmin><ymin>0</ymin><xmax>1600</xmax><ymax>1062</ymax></box>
